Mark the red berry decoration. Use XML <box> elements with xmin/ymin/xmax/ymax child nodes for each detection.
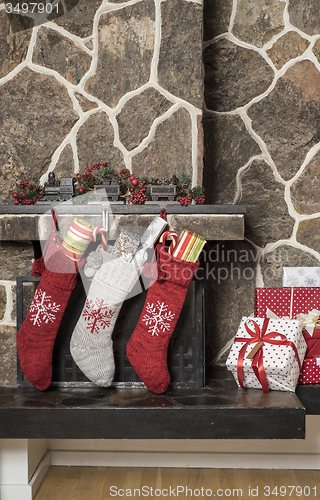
<box><xmin>77</xmin><ymin>173</ymin><xmax>82</xmax><ymax>179</ymax></box>
<box><xmin>20</xmin><ymin>192</ymin><xmax>25</xmax><ymax>199</ymax></box>
<box><xmin>131</xmin><ymin>179</ymin><xmax>138</xmax><ymax>186</ymax></box>
<box><xmin>77</xmin><ymin>188</ymin><xmax>85</xmax><ymax>195</ymax></box>
<box><xmin>14</xmin><ymin>199</ymin><xmax>20</xmax><ymax>205</ymax></box>
<box><xmin>129</xmin><ymin>175</ymin><xmax>136</xmax><ymax>181</ymax></box>
<box><xmin>12</xmin><ymin>192</ymin><xmax>18</xmax><ymax>199</ymax></box>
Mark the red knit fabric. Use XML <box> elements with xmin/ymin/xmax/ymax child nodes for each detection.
<box><xmin>16</xmin><ymin>251</ymin><xmax>82</xmax><ymax>391</ymax></box>
<box><xmin>126</xmin><ymin>244</ymin><xmax>199</xmax><ymax>394</ymax></box>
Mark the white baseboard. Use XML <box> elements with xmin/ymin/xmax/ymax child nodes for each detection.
<box><xmin>50</xmin><ymin>450</ymin><xmax>320</xmax><ymax>470</ymax></box>
<box><xmin>29</xmin><ymin>450</ymin><xmax>51</xmax><ymax>499</ymax></box>
<box><xmin>0</xmin><ymin>450</ymin><xmax>51</xmax><ymax>500</ymax></box>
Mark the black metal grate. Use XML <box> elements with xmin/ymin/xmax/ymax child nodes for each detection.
<box><xmin>16</xmin><ymin>274</ymin><xmax>204</xmax><ymax>389</ymax></box>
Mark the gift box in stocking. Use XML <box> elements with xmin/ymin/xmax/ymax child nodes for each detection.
<box><xmin>226</xmin><ymin>317</ymin><xmax>307</xmax><ymax>392</ymax></box>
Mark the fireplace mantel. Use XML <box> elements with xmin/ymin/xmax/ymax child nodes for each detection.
<box><xmin>0</xmin><ymin>202</ymin><xmax>314</xmax><ymax>440</ymax></box>
<box><xmin>0</xmin><ymin>204</ymin><xmax>246</xmax><ymax>241</ymax></box>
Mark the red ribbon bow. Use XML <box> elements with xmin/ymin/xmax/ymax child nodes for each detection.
<box><xmin>234</xmin><ymin>318</ymin><xmax>301</xmax><ymax>393</ymax></box>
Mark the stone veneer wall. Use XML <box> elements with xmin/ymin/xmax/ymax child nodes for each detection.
<box><xmin>203</xmin><ymin>0</ymin><xmax>320</xmax><ymax>366</ymax></box>
<box><xmin>0</xmin><ymin>0</ymin><xmax>202</xmax><ymax>385</ymax></box>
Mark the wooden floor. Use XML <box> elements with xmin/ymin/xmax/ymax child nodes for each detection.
<box><xmin>35</xmin><ymin>467</ymin><xmax>320</xmax><ymax>500</ymax></box>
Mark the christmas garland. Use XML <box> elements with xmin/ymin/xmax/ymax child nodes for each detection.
<box><xmin>12</xmin><ymin>163</ymin><xmax>205</xmax><ymax>206</ymax></box>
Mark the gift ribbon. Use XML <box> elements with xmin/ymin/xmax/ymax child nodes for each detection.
<box><xmin>234</xmin><ymin>318</ymin><xmax>301</xmax><ymax>393</ymax></box>
<box><xmin>296</xmin><ymin>309</ymin><xmax>320</xmax><ymax>336</ymax></box>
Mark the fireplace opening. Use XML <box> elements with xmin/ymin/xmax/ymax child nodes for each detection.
<box><xmin>16</xmin><ymin>242</ymin><xmax>205</xmax><ymax>390</ymax></box>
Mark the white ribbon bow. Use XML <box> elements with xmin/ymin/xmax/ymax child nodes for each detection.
<box><xmin>296</xmin><ymin>309</ymin><xmax>320</xmax><ymax>336</ymax></box>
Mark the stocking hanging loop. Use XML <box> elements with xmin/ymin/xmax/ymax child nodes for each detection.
<box><xmin>160</xmin><ymin>208</ymin><xmax>167</xmax><ymax>220</ymax></box>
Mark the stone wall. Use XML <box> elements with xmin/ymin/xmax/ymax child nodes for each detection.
<box><xmin>0</xmin><ymin>0</ymin><xmax>203</xmax><ymax>202</ymax></box>
<box><xmin>203</xmin><ymin>0</ymin><xmax>320</xmax><ymax>365</ymax></box>
<box><xmin>0</xmin><ymin>0</ymin><xmax>202</xmax><ymax>385</ymax></box>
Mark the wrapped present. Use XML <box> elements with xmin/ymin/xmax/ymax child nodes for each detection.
<box><xmin>255</xmin><ymin>287</ymin><xmax>320</xmax><ymax>319</ymax></box>
<box><xmin>226</xmin><ymin>317</ymin><xmax>307</xmax><ymax>392</ymax></box>
<box><xmin>111</xmin><ymin>229</ymin><xmax>140</xmax><ymax>262</ymax></box>
<box><xmin>299</xmin><ymin>357</ymin><xmax>320</xmax><ymax>384</ymax></box>
<box><xmin>265</xmin><ymin>307</ymin><xmax>320</xmax><ymax>385</ymax></box>
<box><xmin>172</xmin><ymin>229</ymin><xmax>206</xmax><ymax>262</ymax></box>
<box><xmin>255</xmin><ymin>288</ymin><xmax>320</xmax><ymax>385</ymax></box>
<box><xmin>282</xmin><ymin>267</ymin><xmax>320</xmax><ymax>288</ymax></box>
<box><xmin>298</xmin><ymin>324</ymin><xmax>320</xmax><ymax>384</ymax></box>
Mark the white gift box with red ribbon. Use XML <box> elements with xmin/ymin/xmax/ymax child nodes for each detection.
<box><xmin>226</xmin><ymin>317</ymin><xmax>307</xmax><ymax>392</ymax></box>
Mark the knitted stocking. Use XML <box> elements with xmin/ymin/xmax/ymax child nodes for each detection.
<box><xmin>16</xmin><ymin>216</ymin><xmax>105</xmax><ymax>390</ymax></box>
<box><xmin>126</xmin><ymin>243</ymin><xmax>199</xmax><ymax>394</ymax></box>
<box><xmin>17</xmin><ymin>251</ymin><xmax>81</xmax><ymax>390</ymax></box>
<box><xmin>70</xmin><ymin>253</ymin><xmax>140</xmax><ymax>386</ymax></box>
<box><xmin>70</xmin><ymin>218</ymin><xmax>167</xmax><ymax>386</ymax></box>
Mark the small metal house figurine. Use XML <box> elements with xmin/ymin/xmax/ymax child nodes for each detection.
<box><xmin>149</xmin><ymin>177</ymin><xmax>177</xmax><ymax>202</ymax></box>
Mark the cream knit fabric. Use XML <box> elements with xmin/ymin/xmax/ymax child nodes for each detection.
<box><xmin>70</xmin><ymin>253</ymin><xmax>139</xmax><ymax>386</ymax></box>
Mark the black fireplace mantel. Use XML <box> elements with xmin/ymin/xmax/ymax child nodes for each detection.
<box><xmin>0</xmin><ymin>368</ymin><xmax>307</xmax><ymax>440</ymax></box>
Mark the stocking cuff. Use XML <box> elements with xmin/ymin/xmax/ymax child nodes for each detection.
<box><xmin>157</xmin><ymin>244</ymin><xmax>199</xmax><ymax>287</ymax></box>
<box><xmin>43</xmin><ymin>251</ymin><xmax>84</xmax><ymax>290</ymax></box>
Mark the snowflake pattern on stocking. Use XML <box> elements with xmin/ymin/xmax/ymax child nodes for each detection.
<box><xmin>83</xmin><ymin>298</ymin><xmax>115</xmax><ymax>334</ymax></box>
<box><xmin>29</xmin><ymin>289</ymin><xmax>61</xmax><ymax>326</ymax></box>
<box><xmin>142</xmin><ymin>301</ymin><xmax>175</xmax><ymax>336</ymax></box>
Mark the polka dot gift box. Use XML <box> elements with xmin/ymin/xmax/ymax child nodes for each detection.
<box><xmin>298</xmin><ymin>328</ymin><xmax>320</xmax><ymax>384</ymax></box>
<box><xmin>255</xmin><ymin>288</ymin><xmax>320</xmax><ymax>319</ymax></box>
<box><xmin>255</xmin><ymin>288</ymin><xmax>320</xmax><ymax>385</ymax></box>
<box><xmin>226</xmin><ymin>317</ymin><xmax>307</xmax><ymax>392</ymax></box>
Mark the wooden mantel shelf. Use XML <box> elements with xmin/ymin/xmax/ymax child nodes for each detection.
<box><xmin>0</xmin><ymin>204</ymin><xmax>246</xmax><ymax>241</ymax></box>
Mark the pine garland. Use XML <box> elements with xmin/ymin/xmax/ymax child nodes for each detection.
<box><xmin>12</xmin><ymin>164</ymin><xmax>205</xmax><ymax>206</ymax></box>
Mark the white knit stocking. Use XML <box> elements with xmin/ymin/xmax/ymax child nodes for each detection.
<box><xmin>70</xmin><ymin>253</ymin><xmax>140</xmax><ymax>386</ymax></box>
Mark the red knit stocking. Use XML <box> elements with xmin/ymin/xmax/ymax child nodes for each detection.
<box><xmin>126</xmin><ymin>244</ymin><xmax>199</xmax><ymax>394</ymax></box>
<box><xmin>16</xmin><ymin>250</ymin><xmax>81</xmax><ymax>390</ymax></box>
<box><xmin>16</xmin><ymin>212</ymin><xmax>98</xmax><ymax>390</ymax></box>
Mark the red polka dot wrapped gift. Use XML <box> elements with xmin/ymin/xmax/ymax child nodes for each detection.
<box><xmin>298</xmin><ymin>323</ymin><xmax>320</xmax><ymax>385</ymax></box>
<box><xmin>226</xmin><ymin>317</ymin><xmax>307</xmax><ymax>392</ymax></box>
<box><xmin>255</xmin><ymin>288</ymin><xmax>320</xmax><ymax>385</ymax></box>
